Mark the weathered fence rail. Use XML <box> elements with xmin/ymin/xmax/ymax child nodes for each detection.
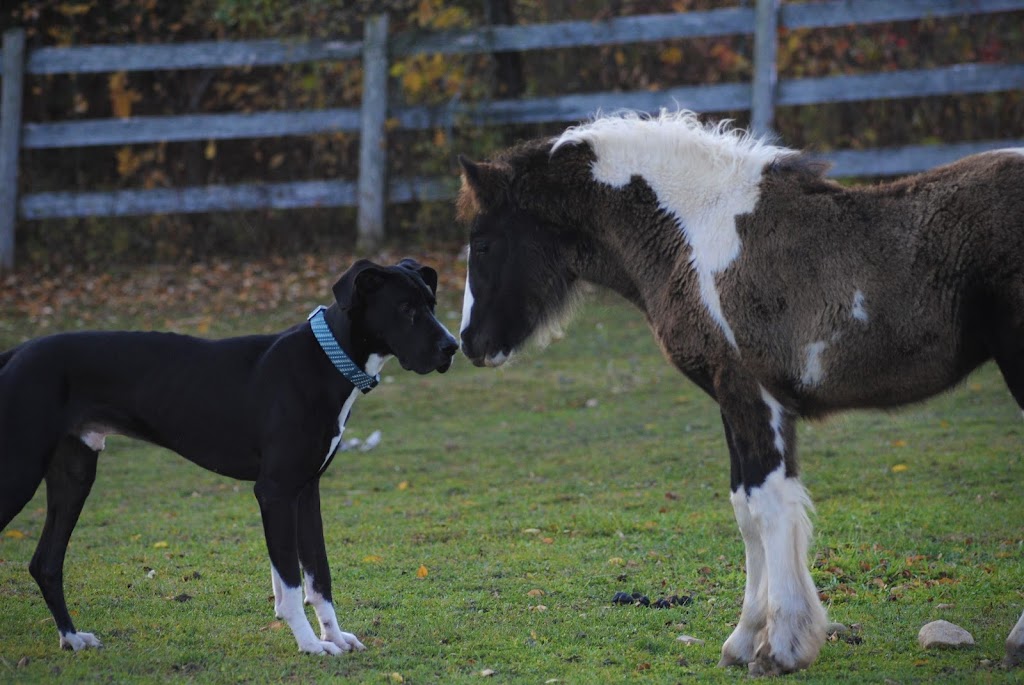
<box><xmin>1</xmin><ymin>0</ymin><xmax>1023</xmax><ymax>268</ymax></box>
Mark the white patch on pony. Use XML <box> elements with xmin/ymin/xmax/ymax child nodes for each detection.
<box><xmin>321</xmin><ymin>353</ymin><xmax>389</xmax><ymax>471</ymax></box>
<box><xmin>989</xmin><ymin>147</ymin><xmax>1024</xmax><ymax>157</ymax></box>
<box><xmin>303</xmin><ymin>572</ymin><xmax>366</xmax><ymax>652</ymax></box>
<box><xmin>759</xmin><ymin>386</ymin><xmax>786</xmax><ymax>455</ymax></box>
<box><xmin>851</xmin><ymin>290</ymin><xmax>868</xmax><ymax>323</ymax></box>
<box><xmin>79</xmin><ymin>430</ymin><xmax>107</xmax><ymax>452</ymax></box>
<box><xmin>484</xmin><ymin>351</ymin><xmax>508</xmax><ymax>367</ymax></box>
<box><xmin>271</xmin><ymin>565</ymin><xmax>343</xmax><ymax>655</ymax></box>
<box><xmin>272</xmin><ymin>566</ymin><xmax>284</xmax><ymax>618</ymax></box>
<box><xmin>744</xmin><ymin>468</ymin><xmax>827</xmax><ymax>672</ymax></box>
<box><xmin>553</xmin><ymin>110</ymin><xmax>795</xmax><ymax>349</ymax></box>
<box><xmin>800</xmin><ymin>341</ymin><xmax>827</xmax><ymax>388</ymax></box>
<box><xmin>59</xmin><ymin>630</ymin><xmax>102</xmax><ymax>651</ymax></box>
<box><xmin>719</xmin><ymin>489</ymin><xmax>768</xmax><ymax>666</ymax></box>
<box><xmin>460</xmin><ymin>258</ymin><xmax>475</xmax><ymax>336</ymax></box>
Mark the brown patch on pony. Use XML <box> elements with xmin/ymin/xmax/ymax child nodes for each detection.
<box><xmin>456</xmin><ymin>174</ymin><xmax>481</xmax><ymax>223</ymax></box>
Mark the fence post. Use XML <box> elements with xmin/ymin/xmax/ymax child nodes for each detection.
<box><xmin>0</xmin><ymin>28</ymin><xmax>25</xmax><ymax>271</ymax></box>
<box><xmin>357</xmin><ymin>14</ymin><xmax>389</xmax><ymax>251</ymax></box>
<box><xmin>751</xmin><ymin>0</ymin><xmax>779</xmax><ymax>137</ymax></box>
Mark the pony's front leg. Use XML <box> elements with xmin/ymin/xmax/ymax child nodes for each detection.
<box><xmin>718</xmin><ymin>417</ymin><xmax>767</xmax><ymax>667</ymax></box>
<box><xmin>717</xmin><ymin>380</ymin><xmax>827</xmax><ymax>676</ymax></box>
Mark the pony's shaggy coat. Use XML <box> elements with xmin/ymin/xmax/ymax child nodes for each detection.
<box><xmin>456</xmin><ymin>110</ymin><xmax>1024</xmax><ymax>675</ymax></box>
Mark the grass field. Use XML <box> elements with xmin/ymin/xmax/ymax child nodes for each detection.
<box><xmin>1</xmin><ymin>269</ymin><xmax>1022</xmax><ymax>684</ymax></box>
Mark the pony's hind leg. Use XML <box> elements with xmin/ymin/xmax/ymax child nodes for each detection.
<box><xmin>990</xmin><ymin>320</ymin><xmax>1024</xmax><ymax>666</ymax></box>
<box><xmin>1007</xmin><ymin>612</ymin><xmax>1024</xmax><ymax>667</ymax></box>
<box><xmin>29</xmin><ymin>436</ymin><xmax>101</xmax><ymax>651</ymax></box>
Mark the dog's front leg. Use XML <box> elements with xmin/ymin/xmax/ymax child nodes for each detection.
<box><xmin>297</xmin><ymin>480</ymin><xmax>365</xmax><ymax>652</ymax></box>
<box><xmin>255</xmin><ymin>478</ymin><xmax>344</xmax><ymax>655</ymax></box>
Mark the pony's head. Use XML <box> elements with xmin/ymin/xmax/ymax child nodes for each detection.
<box><xmin>455</xmin><ymin>145</ymin><xmax>584</xmax><ymax>367</ymax></box>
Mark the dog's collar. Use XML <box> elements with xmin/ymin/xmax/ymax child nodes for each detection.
<box><xmin>307</xmin><ymin>306</ymin><xmax>379</xmax><ymax>394</ymax></box>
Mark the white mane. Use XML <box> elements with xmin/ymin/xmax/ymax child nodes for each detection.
<box><xmin>552</xmin><ymin>109</ymin><xmax>793</xmax><ymax>174</ymax></box>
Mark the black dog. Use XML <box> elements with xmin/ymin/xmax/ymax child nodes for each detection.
<box><xmin>0</xmin><ymin>258</ymin><xmax>458</xmax><ymax>654</ymax></box>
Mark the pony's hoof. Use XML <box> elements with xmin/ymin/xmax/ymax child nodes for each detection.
<box><xmin>748</xmin><ymin>653</ymin><xmax>788</xmax><ymax>677</ymax></box>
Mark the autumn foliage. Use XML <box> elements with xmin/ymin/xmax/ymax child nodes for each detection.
<box><xmin>1</xmin><ymin>0</ymin><xmax>1022</xmax><ymax>267</ymax></box>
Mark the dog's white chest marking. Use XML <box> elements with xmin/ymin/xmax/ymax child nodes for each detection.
<box><xmin>320</xmin><ymin>353</ymin><xmax>388</xmax><ymax>471</ymax></box>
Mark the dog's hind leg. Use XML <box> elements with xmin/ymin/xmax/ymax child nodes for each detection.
<box><xmin>297</xmin><ymin>480</ymin><xmax>365</xmax><ymax>652</ymax></box>
<box><xmin>29</xmin><ymin>436</ymin><xmax>101</xmax><ymax>651</ymax></box>
<box><xmin>0</xmin><ymin>454</ymin><xmax>46</xmax><ymax>533</ymax></box>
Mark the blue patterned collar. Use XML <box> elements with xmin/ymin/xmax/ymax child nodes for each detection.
<box><xmin>307</xmin><ymin>305</ymin><xmax>379</xmax><ymax>394</ymax></box>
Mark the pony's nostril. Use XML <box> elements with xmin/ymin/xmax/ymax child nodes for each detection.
<box><xmin>442</xmin><ymin>339</ymin><xmax>459</xmax><ymax>356</ymax></box>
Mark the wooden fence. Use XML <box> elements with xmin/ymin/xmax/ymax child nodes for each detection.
<box><xmin>1</xmin><ymin>0</ymin><xmax>1024</xmax><ymax>268</ymax></box>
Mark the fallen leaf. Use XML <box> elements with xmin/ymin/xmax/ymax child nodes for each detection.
<box><xmin>397</xmin><ymin>481</ymin><xmax>409</xmax><ymax>491</ymax></box>
<box><xmin>527</xmin><ymin>589</ymin><xmax>545</xmax><ymax>597</ymax></box>
<box><xmin>530</xmin><ymin>604</ymin><xmax>548</xmax><ymax>612</ymax></box>
<box><xmin>480</xmin><ymin>669</ymin><xmax>496</xmax><ymax>677</ymax></box>
<box><xmin>4</xmin><ymin>529</ymin><xmax>26</xmax><ymax>539</ymax></box>
<box><xmin>541</xmin><ymin>537</ymin><xmax>554</xmax><ymax>544</ymax></box>
<box><xmin>363</xmin><ymin>555</ymin><xmax>383</xmax><ymax>563</ymax></box>
<box><xmin>522</xmin><ymin>528</ymin><xmax>541</xmax><ymax>535</ymax></box>
<box><xmin>608</xmin><ymin>557</ymin><xmax>625</xmax><ymax>565</ymax></box>
<box><xmin>389</xmin><ymin>673</ymin><xmax>404</xmax><ymax>683</ymax></box>
<box><xmin>153</xmin><ymin>540</ymin><xmax>169</xmax><ymax>549</ymax></box>
<box><xmin>892</xmin><ymin>439</ymin><xmax>908</xmax><ymax>448</ymax></box>
<box><xmin>416</xmin><ymin>564</ymin><xmax>429</xmax><ymax>578</ymax></box>
<box><xmin>891</xmin><ymin>464</ymin><xmax>909</xmax><ymax>473</ymax></box>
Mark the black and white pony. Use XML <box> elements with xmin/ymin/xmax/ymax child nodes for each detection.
<box><xmin>455</xmin><ymin>110</ymin><xmax>1024</xmax><ymax>675</ymax></box>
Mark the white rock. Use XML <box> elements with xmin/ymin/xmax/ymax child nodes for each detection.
<box><xmin>918</xmin><ymin>620</ymin><xmax>975</xmax><ymax>649</ymax></box>
<box><xmin>676</xmin><ymin>635</ymin><xmax>705</xmax><ymax>646</ymax></box>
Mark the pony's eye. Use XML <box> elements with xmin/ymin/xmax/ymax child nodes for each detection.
<box><xmin>472</xmin><ymin>240</ymin><xmax>489</xmax><ymax>255</ymax></box>
<box><xmin>398</xmin><ymin>302</ymin><xmax>415</xmax><ymax>319</ymax></box>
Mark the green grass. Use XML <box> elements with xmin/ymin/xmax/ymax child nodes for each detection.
<box><xmin>1</xmin><ymin>289</ymin><xmax>1022</xmax><ymax>684</ymax></box>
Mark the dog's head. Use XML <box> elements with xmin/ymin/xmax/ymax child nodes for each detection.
<box><xmin>333</xmin><ymin>258</ymin><xmax>458</xmax><ymax>374</ymax></box>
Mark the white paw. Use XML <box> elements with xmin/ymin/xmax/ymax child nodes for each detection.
<box><xmin>298</xmin><ymin>638</ymin><xmax>345</xmax><ymax>655</ymax></box>
<box><xmin>60</xmin><ymin>631</ymin><xmax>102</xmax><ymax>651</ymax></box>
<box><xmin>325</xmin><ymin>630</ymin><xmax>366</xmax><ymax>652</ymax></box>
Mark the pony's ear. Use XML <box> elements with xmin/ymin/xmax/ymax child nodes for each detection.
<box><xmin>397</xmin><ymin>258</ymin><xmax>439</xmax><ymax>296</ymax></box>
<box><xmin>333</xmin><ymin>259</ymin><xmax>386</xmax><ymax>310</ymax></box>
<box><xmin>457</xmin><ymin>155</ymin><xmax>510</xmax><ymax>221</ymax></box>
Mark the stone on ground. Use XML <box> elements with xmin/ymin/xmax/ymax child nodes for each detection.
<box><xmin>918</xmin><ymin>620</ymin><xmax>974</xmax><ymax>649</ymax></box>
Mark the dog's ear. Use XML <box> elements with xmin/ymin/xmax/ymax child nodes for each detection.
<box><xmin>333</xmin><ymin>259</ymin><xmax>387</xmax><ymax>310</ymax></box>
<box><xmin>398</xmin><ymin>258</ymin><xmax>439</xmax><ymax>296</ymax></box>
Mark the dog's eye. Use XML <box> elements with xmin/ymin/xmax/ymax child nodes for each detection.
<box><xmin>398</xmin><ymin>302</ymin><xmax>415</xmax><ymax>320</ymax></box>
<box><xmin>471</xmin><ymin>240</ymin><xmax>489</xmax><ymax>255</ymax></box>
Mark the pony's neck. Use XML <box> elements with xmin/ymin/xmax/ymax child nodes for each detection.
<box><xmin>572</xmin><ymin>217</ymin><xmax>677</xmax><ymax>314</ymax></box>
